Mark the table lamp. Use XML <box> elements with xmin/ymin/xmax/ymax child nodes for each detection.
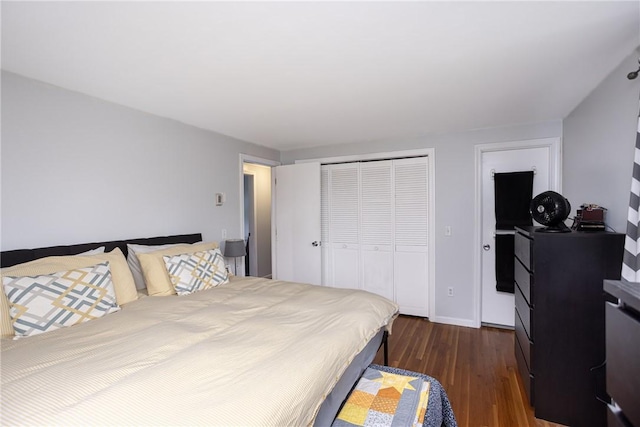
<box><xmin>224</xmin><ymin>239</ymin><xmax>246</xmax><ymax>275</ymax></box>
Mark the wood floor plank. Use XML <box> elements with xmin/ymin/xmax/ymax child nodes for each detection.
<box><xmin>372</xmin><ymin>316</ymin><xmax>566</xmax><ymax>427</ymax></box>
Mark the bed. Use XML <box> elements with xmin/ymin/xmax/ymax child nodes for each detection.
<box><xmin>0</xmin><ymin>234</ymin><xmax>453</xmax><ymax>426</ymax></box>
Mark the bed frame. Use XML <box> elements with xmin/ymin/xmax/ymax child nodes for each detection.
<box><xmin>0</xmin><ymin>233</ymin><xmax>202</xmax><ymax>268</ymax></box>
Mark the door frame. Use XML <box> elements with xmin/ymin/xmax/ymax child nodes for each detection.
<box><xmin>472</xmin><ymin>138</ymin><xmax>562</xmax><ymax>328</ymax></box>
<box><xmin>298</xmin><ymin>148</ymin><xmax>436</xmax><ymax>318</ymax></box>
<box><xmin>238</xmin><ymin>154</ymin><xmax>280</xmax><ymax>277</ymax></box>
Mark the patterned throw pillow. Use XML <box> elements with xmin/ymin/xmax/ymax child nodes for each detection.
<box><xmin>137</xmin><ymin>242</ymin><xmax>219</xmax><ymax>296</ymax></box>
<box><xmin>163</xmin><ymin>249</ymin><xmax>229</xmax><ymax>296</ymax></box>
<box><xmin>2</xmin><ymin>262</ymin><xmax>120</xmax><ymax>338</ymax></box>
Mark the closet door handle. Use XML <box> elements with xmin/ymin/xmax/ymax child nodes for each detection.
<box><xmin>483</xmin><ymin>244</ymin><xmax>491</xmax><ymax>251</ymax></box>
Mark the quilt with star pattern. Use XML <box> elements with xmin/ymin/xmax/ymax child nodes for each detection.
<box><xmin>333</xmin><ymin>364</ymin><xmax>457</xmax><ymax>427</ymax></box>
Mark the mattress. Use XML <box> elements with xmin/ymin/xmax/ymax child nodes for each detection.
<box><xmin>1</xmin><ymin>276</ymin><xmax>398</xmax><ymax>426</ymax></box>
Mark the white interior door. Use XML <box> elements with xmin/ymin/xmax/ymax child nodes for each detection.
<box><xmin>481</xmin><ymin>147</ymin><xmax>551</xmax><ymax>326</ymax></box>
<box><xmin>321</xmin><ymin>157</ymin><xmax>430</xmax><ymax>315</ymax></box>
<box><xmin>273</xmin><ymin>163</ymin><xmax>321</xmax><ymax>285</ymax></box>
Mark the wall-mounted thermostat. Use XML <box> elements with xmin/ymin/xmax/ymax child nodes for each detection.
<box><xmin>215</xmin><ymin>193</ymin><xmax>226</xmax><ymax>206</ymax></box>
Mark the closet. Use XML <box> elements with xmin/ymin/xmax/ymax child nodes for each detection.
<box><xmin>321</xmin><ymin>157</ymin><xmax>429</xmax><ymax>316</ymax></box>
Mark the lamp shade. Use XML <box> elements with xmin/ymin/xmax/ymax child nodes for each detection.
<box><xmin>224</xmin><ymin>239</ymin><xmax>246</xmax><ymax>257</ymax></box>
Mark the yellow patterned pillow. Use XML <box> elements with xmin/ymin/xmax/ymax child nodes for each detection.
<box><xmin>3</xmin><ymin>262</ymin><xmax>120</xmax><ymax>338</ymax></box>
<box><xmin>164</xmin><ymin>249</ymin><xmax>229</xmax><ymax>295</ymax></box>
<box><xmin>138</xmin><ymin>242</ymin><xmax>220</xmax><ymax>296</ymax></box>
<box><xmin>0</xmin><ymin>248</ymin><xmax>137</xmax><ymax>337</ymax></box>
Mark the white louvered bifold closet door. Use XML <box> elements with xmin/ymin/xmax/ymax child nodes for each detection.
<box><xmin>321</xmin><ymin>157</ymin><xmax>429</xmax><ymax>316</ymax></box>
<box><xmin>394</xmin><ymin>157</ymin><xmax>429</xmax><ymax>316</ymax></box>
<box><xmin>328</xmin><ymin>164</ymin><xmax>360</xmax><ymax>289</ymax></box>
<box><xmin>360</xmin><ymin>161</ymin><xmax>394</xmax><ymax>300</ymax></box>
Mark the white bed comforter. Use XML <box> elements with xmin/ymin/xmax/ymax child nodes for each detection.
<box><xmin>0</xmin><ymin>277</ymin><xmax>398</xmax><ymax>426</ymax></box>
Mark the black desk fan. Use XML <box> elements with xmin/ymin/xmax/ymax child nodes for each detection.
<box><xmin>530</xmin><ymin>191</ymin><xmax>572</xmax><ymax>233</ymax></box>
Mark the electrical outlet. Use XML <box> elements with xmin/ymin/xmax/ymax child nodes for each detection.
<box><xmin>447</xmin><ymin>287</ymin><xmax>454</xmax><ymax>297</ymax></box>
<box><xmin>221</xmin><ymin>229</ymin><xmax>227</xmax><ymax>239</ymax></box>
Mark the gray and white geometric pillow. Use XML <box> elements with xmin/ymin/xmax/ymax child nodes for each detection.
<box><xmin>163</xmin><ymin>249</ymin><xmax>229</xmax><ymax>296</ymax></box>
<box><xmin>2</xmin><ymin>262</ymin><xmax>120</xmax><ymax>338</ymax></box>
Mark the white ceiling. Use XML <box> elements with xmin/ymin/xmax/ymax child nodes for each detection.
<box><xmin>2</xmin><ymin>1</ymin><xmax>639</xmax><ymax>151</ymax></box>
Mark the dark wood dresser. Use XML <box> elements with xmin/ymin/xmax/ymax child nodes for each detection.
<box><xmin>604</xmin><ymin>280</ymin><xmax>640</xmax><ymax>427</ymax></box>
<box><xmin>514</xmin><ymin>226</ymin><xmax>624</xmax><ymax>427</ymax></box>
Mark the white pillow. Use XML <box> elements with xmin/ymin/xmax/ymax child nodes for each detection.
<box><xmin>127</xmin><ymin>242</ymin><xmax>200</xmax><ymax>290</ymax></box>
<box><xmin>77</xmin><ymin>246</ymin><xmax>105</xmax><ymax>256</ymax></box>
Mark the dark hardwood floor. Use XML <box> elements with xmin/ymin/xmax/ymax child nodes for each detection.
<box><xmin>372</xmin><ymin>315</ymin><xmax>565</xmax><ymax>427</ymax></box>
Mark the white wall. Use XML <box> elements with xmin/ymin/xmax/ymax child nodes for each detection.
<box><xmin>4</xmin><ymin>45</ymin><xmax>636</xmax><ymax>326</ymax></box>
<box><xmin>0</xmin><ymin>71</ymin><xmax>279</xmax><ymax>250</ymax></box>
<box><xmin>281</xmin><ymin>121</ymin><xmax>563</xmax><ymax>325</ymax></box>
<box><xmin>563</xmin><ymin>49</ymin><xmax>640</xmax><ymax>233</ymax></box>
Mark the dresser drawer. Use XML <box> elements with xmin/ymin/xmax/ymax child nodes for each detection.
<box><xmin>515</xmin><ymin>308</ymin><xmax>533</xmax><ymax>373</ymax></box>
<box><xmin>515</xmin><ymin>334</ymin><xmax>534</xmax><ymax>406</ymax></box>
<box><xmin>515</xmin><ymin>284</ymin><xmax>533</xmax><ymax>341</ymax></box>
<box><xmin>514</xmin><ymin>257</ymin><xmax>533</xmax><ymax>306</ymax></box>
<box><xmin>606</xmin><ymin>302</ymin><xmax>640</xmax><ymax>427</ymax></box>
<box><xmin>514</xmin><ymin>231</ymin><xmax>533</xmax><ymax>271</ymax></box>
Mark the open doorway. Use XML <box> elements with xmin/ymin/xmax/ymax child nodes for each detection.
<box><xmin>243</xmin><ymin>173</ymin><xmax>256</xmax><ymax>276</ymax></box>
<box><xmin>240</xmin><ymin>155</ymin><xmax>279</xmax><ymax>278</ymax></box>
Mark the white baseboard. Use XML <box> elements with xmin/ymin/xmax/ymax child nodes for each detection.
<box><xmin>429</xmin><ymin>315</ymin><xmax>478</xmax><ymax>329</ymax></box>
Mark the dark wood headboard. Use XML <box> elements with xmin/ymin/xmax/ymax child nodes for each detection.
<box><xmin>0</xmin><ymin>233</ymin><xmax>203</xmax><ymax>268</ymax></box>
